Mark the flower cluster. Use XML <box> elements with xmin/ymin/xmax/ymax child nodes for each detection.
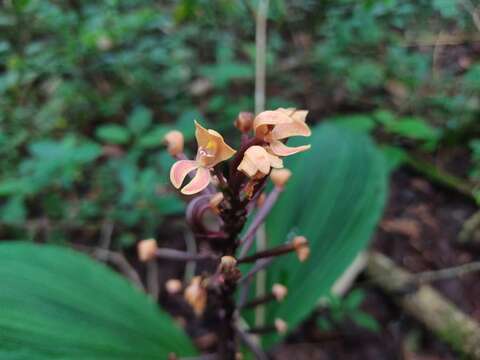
<box><xmin>169</xmin><ymin>108</ymin><xmax>311</xmax><ymax>195</ymax></box>
<box><xmin>141</xmin><ymin>107</ymin><xmax>312</xmax><ymax>358</ymax></box>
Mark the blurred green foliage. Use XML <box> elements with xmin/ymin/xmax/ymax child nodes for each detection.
<box><xmin>317</xmin><ymin>289</ymin><xmax>380</xmax><ymax>333</ymax></box>
<box><xmin>1</xmin><ymin>0</ymin><xmax>480</xmax><ymax>245</ymax></box>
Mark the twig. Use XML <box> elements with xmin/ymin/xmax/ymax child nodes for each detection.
<box><xmin>253</xmin><ymin>0</ymin><xmax>270</xmax><ymax>329</ymax></box>
<box><xmin>367</xmin><ymin>251</ymin><xmax>480</xmax><ymax>358</ymax></box>
<box><xmin>254</xmin><ymin>0</ymin><xmax>269</xmax><ymax>115</ymax></box>
<box><xmin>408</xmin><ymin>260</ymin><xmax>480</xmax><ymax>284</ymax></box>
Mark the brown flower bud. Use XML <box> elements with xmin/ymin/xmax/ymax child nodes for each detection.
<box><xmin>272</xmin><ymin>284</ymin><xmax>288</xmax><ymax>301</ymax></box>
<box><xmin>293</xmin><ymin>236</ymin><xmax>310</xmax><ymax>262</ymax></box>
<box><xmin>234</xmin><ymin>112</ymin><xmax>254</xmax><ymax>133</ymax></box>
<box><xmin>137</xmin><ymin>239</ymin><xmax>158</xmax><ymax>262</ymax></box>
<box><xmin>270</xmin><ymin>168</ymin><xmax>292</xmax><ymax>188</ymax></box>
<box><xmin>164</xmin><ymin>130</ymin><xmax>184</xmax><ymax>156</ymax></box>
<box><xmin>209</xmin><ymin>192</ymin><xmax>224</xmax><ymax>214</ymax></box>
<box><xmin>274</xmin><ymin>318</ymin><xmax>288</xmax><ymax>335</ymax></box>
<box><xmin>165</xmin><ymin>279</ymin><xmax>183</xmax><ymax>295</ymax></box>
<box><xmin>184</xmin><ymin>276</ymin><xmax>207</xmax><ymax>317</ymax></box>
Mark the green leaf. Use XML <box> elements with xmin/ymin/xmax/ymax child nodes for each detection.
<box><xmin>0</xmin><ymin>242</ymin><xmax>197</xmax><ymax>359</ymax></box>
<box><xmin>381</xmin><ymin>145</ymin><xmax>407</xmax><ymax>173</ymax></box>
<box><xmin>262</xmin><ymin>123</ymin><xmax>387</xmax><ymax>346</ymax></box>
<box><xmin>384</xmin><ymin>116</ymin><xmax>440</xmax><ymax>143</ymax></box>
<box><xmin>0</xmin><ymin>178</ymin><xmax>30</xmax><ymax>196</ymax></box>
<box><xmin>127</xmin><ymin>106</ymin><xmax>153</xmax><ymax>135</ymax></box>
<box><xmin>96</xmin><ymin>125</ymin><xmax>131</xmax><ymax>144</ymax></box>
<box><xmin>350</xmin><ymin>311</ymin><xmax>381</xmax><ymax>333</ymax></box>
<box><xmin>0</xmin><ymin>196</ymin><xmax>26</xmax><ymax>225</ymax></box>
<box><xmin>343</xmin><ymin>289</ymin><xmax>365</xmax><ymax>310</ymax></box>
<box><xmin>138</xmin><ymin>126</ymin><xmax>170</xmax><ymax>149</ymax></box>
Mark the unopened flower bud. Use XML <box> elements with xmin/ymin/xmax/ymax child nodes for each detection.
<box><xmin>219</xmin><ymin>256</ymin><xmax>237</xmax><ymax>272</ymax></box>
<box><xmin>164</xmin><ymin>130</ymin><xmax>184</xmax><ymax>156</ymax></box>
<box><xmin>137</xmin><ymin>239</ymin><xmax>158</xmax><ymax>262</ymax></box>
<box><xmin>235</xmin><ymin>353</ymin><xmax>244</xmax><ymax>360</ymax></box>
<box><xmin>293</xmin><ymin>236</ymin><xmax>310</xmax><ymax>262</ymax></box>
<box><xmin>184</xmin><ymin>276</ymin><xmax>207</xmax><ymax>317</ymax></box>
<box><xmin>165</xmin><ymin>279</ymin><xmax>183</xmax><ymax>295</ymax></box>
<box><xmin>209</xmin><ymin>192</ymin><xmax>224</xmax><ymax>214</ymax></box>
<box><xmin>270</xmin><ymin>168</ymin><xmax>292</xmax><ymax>188</ymax></box>
<box><xmin>272</xmin><ymin>284</ymin><xmax>288</xmax><ymax>301</ymax></box>
<box><xmin>274</xmin><ymin>318</ymin><xmax>288</xmax><ymax>335</ymax></box>
<box><xmin>234</xmin><ymin>112</ymin><xmax>254</xmax><ymax>133</ymax></box>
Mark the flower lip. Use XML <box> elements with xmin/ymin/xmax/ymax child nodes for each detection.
<box><xmin>169</xmin><ymin>121</ymin><xmax>236</xmax><ymax>196</ymax></box>
<box><xmin>194</xmin><ymin>120</ymin><xmax>236</xmax><ymax>168</ymax></box>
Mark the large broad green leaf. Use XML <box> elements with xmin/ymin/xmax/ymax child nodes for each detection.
<box><xmin>0</xmin><ymin>242</ymin><xmax>197</xmax><ymax>359</ymax></box>
<box><xmin>263</xmin><ymin>123</ymin><xmax>387</xmax><ymax>345</ymax></box>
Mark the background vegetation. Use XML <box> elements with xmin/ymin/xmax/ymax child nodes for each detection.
<box><xmin>2</xmin><ymin>0</ymin><xmax>479</xmax><ymax>245</ymax></box>
<box><xmin>2</xmin><ymin>0</ymin><xmax>480</xmax><ymax>358</ymax></box>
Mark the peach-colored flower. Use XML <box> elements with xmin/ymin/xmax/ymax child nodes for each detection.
<box><xmin>237</xmin><ymin>145</ymin><xmax>283</xmax><ymax>178</ymax></box>
<box><xmin>170</xmin><ymin>121</ymin><xmax>236</xmax><ymax>195</ymax></box>
<box><xmin>254</xmin><ymin>108</ymin><xmax>311</xmax><ymax>156</ymax></box>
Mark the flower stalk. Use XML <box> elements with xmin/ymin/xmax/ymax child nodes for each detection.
<box><xmin>151</xmin><ymin>107</ymin><xmax>311</xmax><ymax>359</ymax></box>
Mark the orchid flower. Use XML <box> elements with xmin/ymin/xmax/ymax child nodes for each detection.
<box><xmin>237</xmin><ymin>145</ymin><xmax>283</xmax><ymax>178</ymax></box>
<box><xmin>254</xmin><ymin>108</ymin><xmax>311</xmax><ymax>156</ymax></box>
<box><xmin>170</xmin><ymin>121</ymin><xmax>236</xmax><ymax>195</ymax></box>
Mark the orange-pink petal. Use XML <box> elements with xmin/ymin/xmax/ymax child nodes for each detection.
<box><xmin>278</xmin><ymin>108</ymin><xmax>308</xmax><ymax>123</ymax></box>
<box><xmin>269</xmin><ymin>140</ymin><xmax>311</xmax><ymax>157</ymax></box>
<box><xmin>181</xmin><ymin>166</ymin><xmax>211</xmax><ymax>195</ymax></box>
<box><xmin>270</xmin><ymin>120</ymin><xmax>311</xmax><ymax>140</ymax></box>
<box><xmin>254</xmin><ymin>110</ymin><xmax>292</xmax><ymax>139</ymax></box>
<box><xmin>194</xmin><ymin>120</ymin><xmax>236</xmax><ymax>167</ymax></box>
<box><xmin>170</xmin><ymin>160</ymin><xmax>199</xmax><ymax>189</ymax></box>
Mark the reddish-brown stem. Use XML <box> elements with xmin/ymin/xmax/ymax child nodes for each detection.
<box><xmin>155</xmin><ymin>248</ymin><xmax>218</xmax><ymax>262</ymax></box>
<box><xmin>247</xmin><ymin>324</ymin><xmax>277</xmax><ymax>335</ymax></box>
<box><xmin>241</xmin><ymin>293</ymin><xmax>276</xmax><ymax>309</ymax></box>
<box><xmin>237</xmin><ymin>242</ymin><xmax>296</xmax><ymax>264</ymax></box>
